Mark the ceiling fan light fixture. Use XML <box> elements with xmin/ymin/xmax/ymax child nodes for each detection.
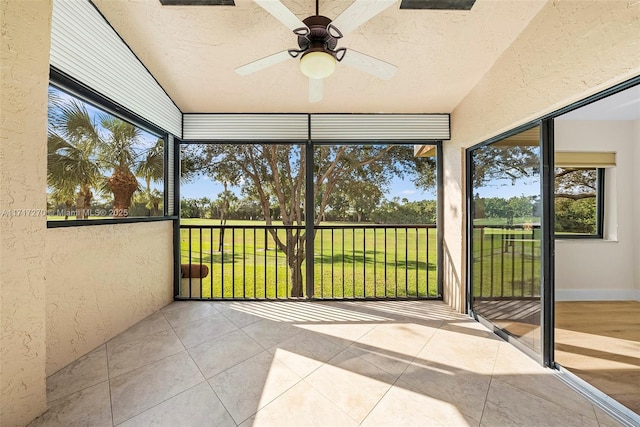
<box><xmin>299</xmin><ymin>50</ymin><xmax>336</xmax><ymax>79</ymax></box>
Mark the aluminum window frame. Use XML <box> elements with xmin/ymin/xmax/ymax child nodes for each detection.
<box><xmin>47</xmin><ymin>71</ymin><xmax>178</xmax><ymax>228</ymax></box>
<box><xmin>553</xmin><ymin>167</ymin><xmax>605</xmax><ymax>239</ymax></box>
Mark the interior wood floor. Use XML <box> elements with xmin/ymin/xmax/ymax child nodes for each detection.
<box><xmin>555</xmin><ymin>301</ymin><xmax>640</xmax><ymax>415</ymax></box>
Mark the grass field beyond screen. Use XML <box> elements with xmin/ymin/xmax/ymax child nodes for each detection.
<box><xmin>180</xmin><ymin>219</ymin><xmax>438</xmax><ymax>299</ymax></box>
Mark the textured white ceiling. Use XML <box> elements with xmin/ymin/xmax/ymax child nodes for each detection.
<box><xmin>92</xmin><ymin>0</ymin><xmax>546</xmax><ymax>113</ymax></box>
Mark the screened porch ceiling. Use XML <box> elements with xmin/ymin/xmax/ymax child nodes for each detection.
<box><xmin>91</xmin><ymin>0</ymin><xmax>546</xmax><ymax>113</ymax></box>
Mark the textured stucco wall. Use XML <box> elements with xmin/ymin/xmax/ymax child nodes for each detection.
<box><xmin>0</xmin><ymin>0</ymin><xmax>52</xmax><ymax>425</ymax></box>
<box><xmin>443</xmin><ymin>0</ymin><xmax>640</xmax><ymax>311</ymax></box>
<box><xmin>554</xmin><ymin>120</ymin><xmax>637</xmax><ymax>300</ymax></box>
<box><xmin>46</xmin><ymin>221</ymin><xmax>174</xmax><ymax>376</ymax></box>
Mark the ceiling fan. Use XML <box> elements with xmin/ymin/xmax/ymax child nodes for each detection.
<box><xmin>235</xmin><ymin>0</ymin><xmax>399</xmax><ymax>103</ymax></box>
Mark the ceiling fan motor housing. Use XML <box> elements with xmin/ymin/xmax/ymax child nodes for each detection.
<box><xmin>298</xmin><ymin>15</ymin><xmax>338</xmax><ymax>52</ymax></box>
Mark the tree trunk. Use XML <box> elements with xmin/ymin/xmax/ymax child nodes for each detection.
<box><xmin>64</xmin><ymin>200</ymin><xmax>73</xmax><ymax>220</ymax></box>
<box><xmin>289</xmin><ymin>260</ymin><xmax>304</xmax><ymax>298</ymax></box>
<box><xmin>153</xmin><ymin>201</ymin><xmax>159</xmax><ymax>216</ymax></box>
<box><xmin>218</xmin><ymin>212</ymin><xmax>226</xmax><ymax>252</ymax></box>
<box><xmin>81</xmin><ymin>185</ymin><xmax>92</xmax><ymax>219</ymax></box>
<box><xmin>76</xmin><ymin>192</ymin><xmax>85</xmax><ymax>220</ymax></box>
<box><xmin>284</xmin><ymin>230</ymin><xmax>305</xmax><ymax>297</ymax></box>
<box><xmin>107</xmin><ymin>167</ymin><xmax>138</xmax><ymax>217</ymax></box>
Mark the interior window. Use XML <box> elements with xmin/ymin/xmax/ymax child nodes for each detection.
<box><xmin>47</xmin><ymin>84</ymin><xmax>165</xmax><ymax>222</ymax></box>
<box><xmin>554</xmin><ymin>167</ymin><xmax>603</xmax><ymax>237</ymax></box>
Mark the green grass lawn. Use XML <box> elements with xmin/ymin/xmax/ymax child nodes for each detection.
<box><xmin>180</xmin><ymin>219</ymin><xmax>438</xmax><ymax>299</ymax></box>
<box><xmin>471</xmin><ymin>227</ymin><xmax>541</xmax><ymax>299</ymax></box>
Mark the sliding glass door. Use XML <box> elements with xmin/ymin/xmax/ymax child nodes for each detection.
<box><xmin>468</xmin><ymin>124</ymin><xmax>546</xmax><ymax>357</ymax></box>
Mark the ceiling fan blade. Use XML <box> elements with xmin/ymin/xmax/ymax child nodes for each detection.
<box><xmin>331</xmin><ymin>0</ymin><xmax>398</xmax><ymax>37</ymax></box>
<box><xmin>309</xmin><ymin>78</ymin><xmax>323</xmax><ymax>103</ymax></box>
<box><xmin>252</xmin><ymin>0</ymin><xmax>307</xmax><ymax>32</ymax></box>
<box><xmin>235</xmin><ymin>50</ymin><xmax>293</xmax><ymax>75</ymax></box>
<box><xmin>341</xmin><ymin>49</ymin><xmax>397</xmax><ymax>80</ymax></box>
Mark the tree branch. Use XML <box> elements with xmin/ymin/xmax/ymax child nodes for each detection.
<box><xmin>555</xmin><ymin>193</ymin><xmax>596</xmax><ymax>200</ymax></box>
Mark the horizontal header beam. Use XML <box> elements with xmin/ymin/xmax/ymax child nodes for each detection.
<box><xmin>182</xmin><ymin>114</ymin><xmax>450</xmax><ymax>141</ymax></box>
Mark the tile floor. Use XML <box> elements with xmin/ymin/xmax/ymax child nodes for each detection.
<box><xmin>30</xmin><ymin>300</ymin><xmax>623</xmax><ymax>426</ymax></box>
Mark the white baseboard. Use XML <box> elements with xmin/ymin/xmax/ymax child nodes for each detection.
<box><xmin>555</xmin><ymin>289</ymin><xmax>640</xmax><ymax>301</ymax></box>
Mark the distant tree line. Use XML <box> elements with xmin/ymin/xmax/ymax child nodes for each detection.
<box><xmin>181</xmin><ymin>194</ymin><xmax>437</xmax><ymax>225</ymax></box>
<box><xmin>473</xmin><ymin>193</ymin><xmax>596</xmax><ymax>233</ymax></box>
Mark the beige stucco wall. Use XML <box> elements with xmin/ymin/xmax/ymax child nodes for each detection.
<box><xmin>443</xmin><ymin>0</ymin><xmax>640</xmax><ymax>311</ymax></box>
<box><xmin>46</xmin><ymin>221</ymin><xmax>174</xmax><ymax>375</ymax></box>
<box><xmin>0</xmin><ymin>0</ymin><xmax>52</xmax><ymax>425</ymax></box>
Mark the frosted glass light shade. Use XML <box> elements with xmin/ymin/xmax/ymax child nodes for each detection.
<box><xmin>300</xmin><ymin>51</ymin><xmax>336</xmax><ymax>79</ymax></box>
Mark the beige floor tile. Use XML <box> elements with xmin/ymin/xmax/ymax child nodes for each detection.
<box><xmin>491</xmin><ymin>341</ymin><xmax>545</xmax><ymax>375</ymax></box>
<box><xmin>36</xmin><ymin>300</ymin><xmax>629</xmax><ymax>427</ymax></box>
<box><xmin>250</xmin><ymin>381</ymin><xmax>357</xmax><ymax>427</ymax></box>
<box><xmin>349</xmin><ymin>300</ymin><xmax>464</xmax><ymax>324</ymax></box>
<box><xmin>480</xmin><ymin>380</ymin><xmax>600</xmax><ymax>427</ymax></box>
<box><xmin>347</xmin><ymin>321</ymin><xmax>439</xmax><ymax>379</ymax></box>
<box><xmin>107</xmin><ymin>310</ymin><xmax>171</xmax><ymax>347</ymax></box>
<box><xmin>362</xmin><ymin>381</ymin><xmax>480</xmax><ymax>427</ymax></box>
<box><xmin>241</xmin><ymin>319</ymin><xmax>304</xmax><ymax>349</ymax></box>
<box><xmin>413</xmin><ymin>327</ymin><xmax>500</xmax><ymax>375</ymax></box>
<box><xmin>172</xmin><ymin>311</ymin><xmax>238</xmax><ymax>348</ymax></box>
<box><xmin>346</xmin><ymin>340</ymin><xmax>413</xmax><ymax>379</ymax></box>
<box><xmin>107</xmin><ymin>329</ymin><xmax>185</xmax><ymax>378</ymax></box>
<box><xmin>29</xmin><ymin>381</ymin><xmax>112</xmax><ymax>427</ymax></box>
<box><xmin>398</xmin><ymin>359</ymin><xmax>491</xmax><ymax>421</ymax></box>
<box><xmin>295</xmin><ymin>322</ymin><xmax>377</xmax><ymax>348</ymax></box>
<box><xmin>355</xmin><ymin>322</ymin><xmax>438</xmax><ymax>359</ymax></box>
<box><xmin>593</xmin><ymin>405</ymin><xmax>626</xmax><ymax>427</ymax></box>
<box><xmin>268</xmin><ymin>329</ymin><xmax>344</xmax><ymax>377</ymax></box>
<box><xmin>117</xmin><ymin>381</ymin><xmax>235</xmax><ymax>427</ymax></box>
<box><xmin>208</xmin><ymin>350</ymin><xmax>302</xmax><ymax>424</ymax></box>
<box><xmin>189</xmin><ymin>329</ymin><xmax>263</xmax><ymax>379</ymax></box>
<box><xmin>491</xmin><ymin>343</ymin><xmax>599</xmax><ymax>418</ymax></box>
<box><xmin>220</xmin><ymin>306</ymin><xmax>263</xmax><ymax>328</ymax></box>
<box><xmin>305</xmin><ymin>349</ymin><xmax>396</xmax><ymax>423</ymax></box>
<box><xmin>161</xmin><ymin>301</ymin><xmax>219</xmax><ymax>328</ymax></box>
<box><xmin>46</xmin><ymin>345</ymin><xmax>108</xmax><ymax>403</ymax></box>
<box><xmin>110</xmin><ymin>351</ymin><xmax>204</xmax><ymax>425</ymax></box>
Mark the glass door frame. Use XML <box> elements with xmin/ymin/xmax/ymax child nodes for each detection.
<box><xmin>465</xmin><ymin>119</ymin><xmax>555</xmax><ymax>366</ymax></box>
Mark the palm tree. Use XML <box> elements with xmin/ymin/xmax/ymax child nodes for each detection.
<box><xmin>135</xmin><ymin>138</ymin><xmax>164</xmax><ymax>216</ymax></box>
<box><xmin>146</xmin><ymin>189</ymin><xmax>163</xmax><ymax>216</ymax></box>
<box><xmin>98</xmin><ymin>119</ymin><xmax>165</xmax><ymax>217</ymax></box>
<box><xmin>48</xmin><ymin>88</ymin><xmax>165</xmax><ymax>219</ymax></box>
<box><xmin>47</xmin><ymin>98</ymin><xmax>102</xmax><ymax>219</ymax></box>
